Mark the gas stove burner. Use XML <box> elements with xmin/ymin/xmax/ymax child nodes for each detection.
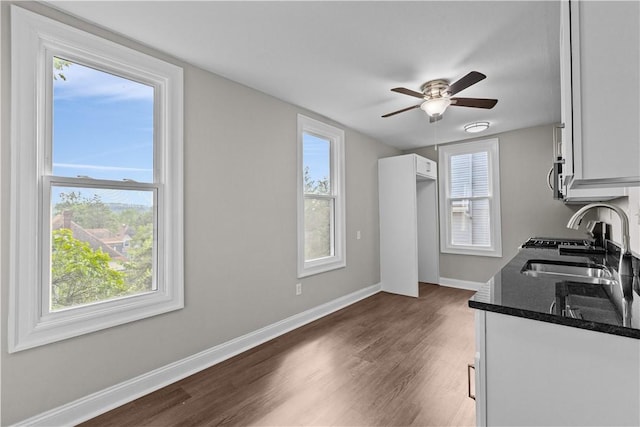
<box><xmin>521</xmin><ymin>237</ymin><xmax>594</xmax><ymax>249</ymax></box>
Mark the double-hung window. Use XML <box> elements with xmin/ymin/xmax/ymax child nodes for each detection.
<box><xmin>297</xmin><ymin>115</ymin><xmax>346</xmax><ymax>277</ymax></box>
<box><xmin>9</xmin><ymin>7</ymin><xmax>184</xmax><ymax>352</ymax></box>
<box><xmin>438</xmin><ymin>138</ymin><xmax>502</xmax><ymax>257</ymax></box>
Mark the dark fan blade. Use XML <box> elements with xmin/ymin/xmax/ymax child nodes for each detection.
<box><xmin>381</xmin><ymin>104</ymin><xmax>421</xmax><ymax>118</ymax></box>
<box><xmin>448</xmin><ymin>71</ymin><xmax>486</xmax><ymax>96</ymax></box>
<box><xmin>391</xmin><ymin>87</ymin><xmax>425</xmax><ymax>99</ymax></box>
<box><xmin>450</xmin><ymin>97</ymin><xmax>498</xmax><ymax>109</ymax></box>
<box><xmin>429</xmin><ymin>114</ymin><xmax>443</xmax><ymax>124</ymax></box>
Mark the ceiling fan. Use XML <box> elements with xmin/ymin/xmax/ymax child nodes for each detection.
<box><xmin>382</xmin><ymin>71</ymin><xmax>498</xmax><ymax>122</ymax></box>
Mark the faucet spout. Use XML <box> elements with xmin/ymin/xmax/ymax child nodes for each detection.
<box><xmin>567</xmin><ymin>203</ymin><xmax>631</xmax><ymax>255</ymax></box>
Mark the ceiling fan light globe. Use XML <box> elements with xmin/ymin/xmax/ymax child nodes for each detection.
<box><xmin>421</xmin><ymin>98</ymin><xmax>451</xmax><ymax>116</ymax></box>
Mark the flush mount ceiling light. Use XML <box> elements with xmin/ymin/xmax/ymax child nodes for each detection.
<box><xmin>464</xmin><ymin>121</ymin><xmax>490</xmax><ymax>133</ymax></box>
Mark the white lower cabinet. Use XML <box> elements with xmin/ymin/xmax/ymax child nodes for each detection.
<box><xmin>474</xmin><ymin>311</ymin><xmax>640</xmax><ymax>426</ymax></box>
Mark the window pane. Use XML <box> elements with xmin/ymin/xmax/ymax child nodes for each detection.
<box><xmin>52</xmin><ymin>57</ymin><xmax>154</xmax><ymax>182</ymax></box>
<box><xmin>50</xmin><ymin>185</ymin><xmax>155</xmax><ymax>311</ymax></box>
<box><xmin>450</xmin><ymin>151</ymin><xmax>489</xmax><ymax>198</ymax></box>
<box><xmin>304</xmin><ymin>197</ymin><xmax>333</xmax><ymax>261</ymax></box>
<box><xmin>303</xmin><ymin>132</ymin><xmax>331</xmax><ymax>195</ymax></box>
<box><xmin>470</xmin><ymin>198</ymin><xmax>491</xmax><ymax>246</ymax></box>
<box><xmin>471</xmin><ymin>152</ymin><xmax>489</xmax><ymax>197</ymax></box>
<box><xmin>450</xmin><ymin>198</ymin><xmax>491</xmax><ymax>247</ymax></box>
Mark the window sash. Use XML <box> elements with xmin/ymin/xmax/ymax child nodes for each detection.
<box><xmin>41</xmin><ymin>176</ymin><xmax>160</xmax><ymax>319</ymax></box>
<box><xmin>43</xmin><ymin>48</ymin><xmax>162</xmax><ymax>183</ymax></box>
<box><xmin>303</xmin><ymin>194</ymin><xmax>336</xmax><ymax>262</ymax></box>
<box><xmin>449</xmin><ymin>151</ymin><xmax>490</xmax><ymax>199</ymax></box>
<box><xmin>447</xmin><ymin>196</ymin><xmax>493</xmax><ymax>248</ymax></box>
<box><xmin>302</xmin><ymin>130</ymin><xmax>334</xmax><ymax>196</ymax></box>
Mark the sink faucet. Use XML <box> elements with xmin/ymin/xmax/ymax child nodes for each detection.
<box><xmin>568</xmin><ymin>203</ymin><xmax>635</xmax><ymax>326</ymax></box>
<box><xmin>567</xmin><ymin>202</ymin><xmax>633</xmax><ymax>289</ymax></box>
<box><xmin>567</xmin><ymin>203</ymin><xmax>631</xmax><ymax>256</ymax></box>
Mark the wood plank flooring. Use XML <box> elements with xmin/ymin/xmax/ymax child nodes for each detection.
<box><xmin>81</xmin><ymin>284</ymin><xmax>476</xmax><ymax>426</ymax></box>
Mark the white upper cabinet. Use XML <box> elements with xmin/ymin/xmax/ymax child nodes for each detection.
<box><xmin>560</xmin><ymin>0</ymin><xmax>640</xmax><ymax>189</ymax></box>
<box><xmin>415</xmin><ymin>155</ymin><xmax>437</xmax><ymax>180</ymax></box>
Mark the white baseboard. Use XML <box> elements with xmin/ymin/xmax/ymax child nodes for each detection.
<box><xmin>14</xmin><ymin>283</ymin><xmax>382</xmax><ymax>427</ymax></box>
<box><xmin>439</xmin><ymin>276</ymin><xmax>485</xmax><ymax>291</ymax></box>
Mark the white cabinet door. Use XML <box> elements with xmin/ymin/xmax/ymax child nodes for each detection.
<box><xmin>559</xmin><ymin>1</ymin><xmax>572</xmax><ymax>177</ymax></box>
<box><xmin>564</xmin><ymin>0</ymin><xmax>640</xmax><ymax>188</ymax></box>
<box><xmin>480</xmin><ymin>311</ymin><xmax>640</xmax><ymax>426</ymax></box>
<box><xmin>474</xmin><ymin>310</ymin><xmax>487</xmax><ymax>427</ymax></box>
<box><xmin>379</xmin><ymin>155</ymin><xmax>420</xmax><ymax>297</ymax></box>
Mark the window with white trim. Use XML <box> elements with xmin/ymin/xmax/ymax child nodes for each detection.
<box><xmin>438</xmin><ymin>139</ymin><xmax>502</xmax><ymax>257</ymax></box>
<box><xmin>297</xmin><ymin>115</ymin><xmax>346</xmax><ymax>277</ymax></box>
<box><xmin>9</xmin><ymin>7</ymin><xmax>184</xmax><ymax>352</ymax></box>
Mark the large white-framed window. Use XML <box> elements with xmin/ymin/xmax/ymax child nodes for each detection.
<box><xmin>297</xmin><ymin>114</ymin><xmax>346</xmax><ymax>277</ymax></box>
<box><xmin>9</xmin><ymin>7</ymin><xmax>184</xmax><ymax>352</ymax></box>
<box><xmin>438</xmin><ymin>138</ymin><xmax>502</xmax><ymax>257</ymax></box>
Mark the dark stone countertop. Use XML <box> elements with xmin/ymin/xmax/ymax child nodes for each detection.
<box><xmin>469</xmin><ymin>243</ymin><xmax>640</xmax><ymax>339</ymax></box>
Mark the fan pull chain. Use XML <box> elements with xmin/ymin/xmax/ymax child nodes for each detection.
<box><xmin>433</xmin><ymin>118</ymin><xmax>439</xmax><ymax>151</ymax></box>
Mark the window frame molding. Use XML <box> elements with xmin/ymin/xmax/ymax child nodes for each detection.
<box><xmin>8</xmin><ymin>6</ymin><xmax>184</xmax><ymax>353</ymax></box>
<box><xmin>296</xmin><ymin>114</ymin><xmax>346</xmax><ymax>278</ymax></box>
<box><xmin>438</xmin><ymin>138</ymin><xmax>502</xmax><ymax>257</ymax></box>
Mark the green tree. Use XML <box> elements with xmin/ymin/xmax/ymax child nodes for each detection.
<box><xmin>304</xmin><ymin>166</ymin><xmax>330</xmax><ymax>194</ymax></box>
<box><xmin>303</xmin><ymin>167</ymin><xmax>332</xmax><ymax>260</ymax></box>
<box><xmin>116</xmin><ymin>208</ymin><xmax>153</xmax><ymax>232</ymax></box>
<box><xmin>124</xmin><ymin>223</ymin><xmax>154</xmax><ymax>292</ymax></box>
<box><xmin>51</xmin><ymin>228</ymin><xmax>126</xmax><ymax>310</ymax></box>
<box><xmin>55</xmin><ymin>191</ymin><xmax>119</xmax><ymax>231</ymax></box>
<box><xmin>53</xmin><ymin>57</ymin><xmax>71</xmax><ymax>81</ymax></box>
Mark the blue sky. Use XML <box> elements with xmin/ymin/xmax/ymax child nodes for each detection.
<box><xmin>53</xmin><ymin>59</ymin><xmax>331</xmax><ymax>206</ymax></box>
<box><xmin>303</xmin><ymin>133</ymin><xmax>330</xmax><ymax>184</ymax></box>
<box><xmin>53</xmin><ymin>59</ymin><xmax>154</xmax><ymax>206</ymax></box>
<box><xmin>53</xmin><ymin>59</ymin><xmax>154</xmax><ymax>183</ymax></box>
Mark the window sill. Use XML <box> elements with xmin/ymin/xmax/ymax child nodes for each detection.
<box><xmin>298</xmin><ymin>258</ymin><xmax>346</xmax><ymax>278</ymax></box>
<box><xmin>441</xmin><ymin>246</ymin><xmax>502</xmax><ymax>258</ymax></box>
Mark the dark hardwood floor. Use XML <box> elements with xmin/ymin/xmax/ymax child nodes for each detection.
<box><xmin>81</xmin><ymin>283</ymin><xmax>476</xmax><ymax>426</ymax></box>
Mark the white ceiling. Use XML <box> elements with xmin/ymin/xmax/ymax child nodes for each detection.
<box><xmin>45</xmin><ymin>1</ymin><xmax>561</xmax><ymax>150</ymax></box>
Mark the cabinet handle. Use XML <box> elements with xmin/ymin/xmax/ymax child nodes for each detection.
<box><xmin>553</xmin><ymin>123</ymin><xmax>565</xmax><ymax>159</ymax></box>
<box><xmin>467</xmin><ymin>363</ymin><xmax>476</xmax><ymax>400</ymax></box>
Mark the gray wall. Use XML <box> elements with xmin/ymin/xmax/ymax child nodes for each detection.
<box><xmin>409</xmin><ymin>124</ymin><xmax>586</xmax><ymax>283</ymax></box>
<box><xmin>594</xmin><ymin>187</ymin><xmax>640</xmax><ymax>254</ymax></box>
<box><xmin>0</xmin><ymin>3</ymin><xmax>400</xmax><ymax>423</ymax></box>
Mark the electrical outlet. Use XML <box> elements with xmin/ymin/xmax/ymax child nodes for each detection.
<box><xmin>356</xmin><ymin>230</ymin><xmax>361</xmax><ymax>240</ymax></box>
<box><xmin>296</xmin><ymin>283</ymin><xmax>302</xmax><ymax>295</ymax></box>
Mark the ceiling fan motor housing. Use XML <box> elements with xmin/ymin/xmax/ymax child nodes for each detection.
<box><xmin>420</xmin><ymin>79</ymin><xmax>450</xmax><ymax>99</ymax></box>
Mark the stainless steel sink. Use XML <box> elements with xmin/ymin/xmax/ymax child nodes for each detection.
<box><xmin>521</xmin><ymin>260</ymin><xmax>617</xmax><ymax>285</ymax></box>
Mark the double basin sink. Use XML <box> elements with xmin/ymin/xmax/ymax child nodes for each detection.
<box><xmin>521</xmin><ymin>259</ymin><xmax>617</xmax><ymax>286</ymax></box>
